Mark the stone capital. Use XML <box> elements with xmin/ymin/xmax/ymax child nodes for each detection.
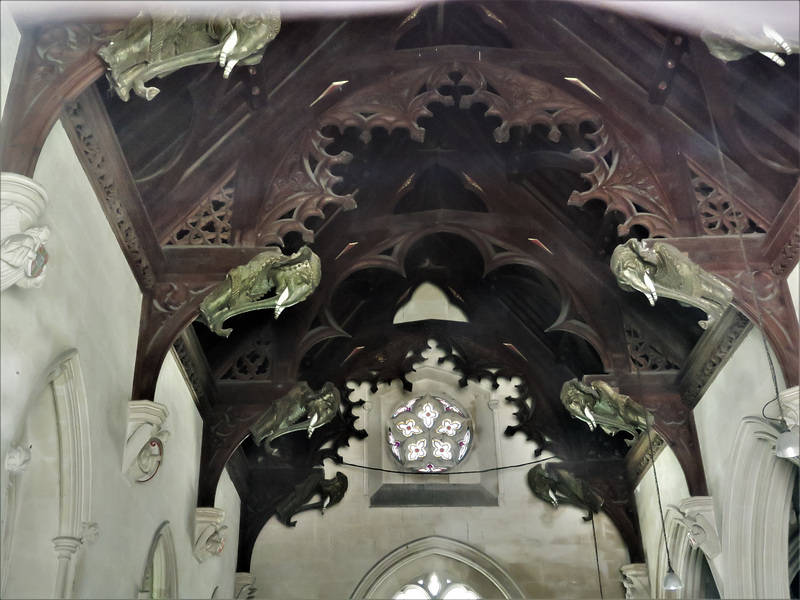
<box><xmin>620</xmin><ymin>563</ymin><xmax>650</xmax><ymax>599</ymax></box>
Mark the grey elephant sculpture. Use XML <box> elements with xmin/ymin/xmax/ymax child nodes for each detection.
<box><xmin>98</xmin><ymin>11</ymin><xmax>281</xmax><ymax>101</ymax></box>
<box><xmin>198</xmin><ymin>246</ymin><xmax>321</xmax><ymax>337</ymax></box>
<box><xmin>249</xmin><ymin>382</ymin><xmax>339</xmax><ymax>456</ymax></box>
<box><xmin>610</xmin><ymin>239</ymin><xmax>732</xmax><ymax>329</ymax></box>
<box><xmin>275</xmin><ymin>470</ymin><xmax>348</xmax><ymax>527</ymax></box>
<box><xmin>560</xmin><ymin>378</ymin><xmax>652</xmax><ymax>444</ymax></box>
<box><xmin>527</xmin><ymin>464</ymin><xmax>603</xmax><ymax>521</ymax></box>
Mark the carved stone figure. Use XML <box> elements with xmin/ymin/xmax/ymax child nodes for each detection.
<box><xmin>560</xmin><ymin>378</ymin><xmax>652</xmax><ymax>443</ymax></box>
<box><xmin>1</xmin><ymin>173</ymin><xmax>50</xmax><ymax>293</ymax></box>
<box><xmin>610</xmin><ymin>239</ymin><xmax>733</xmax><ymax>329</ymax></box>
<box><xmin>0</xmin><ymin>227</ymin><xmax>50</xmax><ymax>292</ymax></box>
<box><xmin>127</xmin><ymin>431</ymin><xmax>169</xmax><ymax>482</ymax></box>
<box><xmin>249</xmin><ymin>382</ymin><xmax>339</xmax><ymax>456</ymax></box>
<box><xmin>193</xmin><ymin>507</ymin><xmax>227</xmax><ymax>562</ymax></box>
<box><xmin>98</xmin><ymin>10</ymin><xmax>281</xmax><ymax>101</ymax></box>
<box><xmin>527</xmin><ymin>464</ymin><xmax>603</xmax><ymax>521</ymax></box>
<box><xmin>275</xmin><ymin>470</ymin><xmax>348</xmax><ymax>527</ymax></box>
<box><xmin>198</xmin><ymin>246</ymin><xmax>321</xmax><ymax>337</ymax></box>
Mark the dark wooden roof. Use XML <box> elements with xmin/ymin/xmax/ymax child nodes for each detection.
<box><xmin>3</xmin><ymin>0</ymin><xmax>798</xmax><ymax>571</ymax></box>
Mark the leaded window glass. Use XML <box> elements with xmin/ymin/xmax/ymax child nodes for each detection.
<box><xmin>392</xmin><ymin>573</ymin><xmax>480</xmax><ymax>599</ymax></box>
<box><xmin>387</xmin><ymin>394</ymin><xmax>473</xmax><ymax>472</ymax></box>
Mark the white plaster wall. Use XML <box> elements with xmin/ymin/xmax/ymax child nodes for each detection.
<box><xmin>73</xmin><ymin>351</ymin><xmax>240</xmax><ymax>599</ymax></box>
<box><xmin>633</xmin><ymin>446</ymin><xmax>690</xmax><ymax>595</ymax></box>
<box><xmin>788</xmin><ymin>264</ymin><xmax>799</xmax><ymax>322</ymax></box>
<box><xmin>0</xmin><ymin>1</ymin><xmax>21</xmax><ymax>120</ymax></box>
<box><xmin>250</xmin><ymin>392</ymin><xmax>630</xmax><ymax>599</ymax></box>
<box><xmin>0</xmin><ymin>11</ymin><xmax>239</xmax><ymax>595</ymax></box>
<box><xmin>692</xmin><ymin>327</ymin><xmax>786</xmax><ymax>526</ymax></box>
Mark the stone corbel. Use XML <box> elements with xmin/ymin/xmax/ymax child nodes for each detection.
<box><xmin>193</xmin><ymin>507</ymin><xmax>227</xmax><ymax>563</ymax></box>
<box><xmin>620</xmin><ymin>563</ymin><xmax>650</xmax><ymax>599</ymax></box>
<box><xmin>123</xmin><ymin>400</ymin><xmax>170</xmax><ymax>483</ymax></box>
<box><xmin>235</xmin><ymin>573</ymin><xmax>257</xmax><ymax>599</ymax></box>
<box><xmin>671</xmin><ymin>496</ymin><xmax>721</xmax><ymax>559</ymax></box>
<box><xmin>0</xmin><ymin>173</ymin><xmax>50</xmax><ymax>292</ymax></box>
<box><xmin>779</xmin><ymin>386</ymin><xmax>799</xmax><ymax>429</ymax></box>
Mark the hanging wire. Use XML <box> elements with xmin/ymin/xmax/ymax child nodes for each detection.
<box><xmin>591</xmin><ymin>513</ymin><xmax>605</xmax><ymax>599</ymax></box>
<box><xmin>692</xmin><ymin>41</ymin><xmax>785</xmax><ymax>428</ymax></box>
<box><xmin>338</xmin><ymin>455</ymin><xmax>557</xmax><ymax>475</ymax></box>
<box><xmin>646</xmin><ymin>424</ymin><xmax>674</xmax><ymax>573</ymax></box>
<box><xmin>633</xmin><ymin>352</ymin><xmax>675</xmax><ymax>578</ymax></box>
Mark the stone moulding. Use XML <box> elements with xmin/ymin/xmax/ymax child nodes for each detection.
<box><xmin>620</xmin><ymin>563</ymin><xmax>650</xmax><ymax>599</ymax></box>
<box><xmin>678</xmin><ymin>308</ymin><xmax>751</xmax><ymax>407</ymax></box>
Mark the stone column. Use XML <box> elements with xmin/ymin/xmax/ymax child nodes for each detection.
<box><xmin>0</xmin><ymin>173</ymin><xmax>50</xmax><ymax>292</ymax></box>
<box><xmin>52</xmin><ymin>536</ymin><xmax>81</xmax><ymax>599</ymax></box>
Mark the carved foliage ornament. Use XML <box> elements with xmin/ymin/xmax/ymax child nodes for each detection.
<box><xmin>689</xmin><ymin>167</ymin><xmax>765</xmax><ymax>235</ymax></box>
<box><xmin>259</xmin><ymin>61</ymin><xmax>675</xmax><ymax>246</ymax></box>
<box><xmin>167</xmin><ymin>179</ymin><xmax>234</xmax><ymax>245</ymax></box>
<box><xmin>62</xmin><ymin>100</ymin><xmax>156</xmax><ymax>288</ymax></box>
<box><xmin>625</xmin><ymin>323</ymin><xmax>680</xmax><ymax>371</ymax></box>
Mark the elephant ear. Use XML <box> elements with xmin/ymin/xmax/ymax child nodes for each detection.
<box><xmin>628</xmin><ymin>239</ymin><xmax>659</xmax><ymax>266</ymax></box>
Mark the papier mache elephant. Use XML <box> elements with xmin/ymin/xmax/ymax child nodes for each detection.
<box><xmin>98</xmin><ymin>10</ymin><xmax>281</xmax><ymax>101</ymax></box>
<box><xmin>560</xmin><ymin>378</ymin><xmax>652</xmax><ymax>444</ymax></box>
<box><xmin>610</xmin><ymin>239</ymin><xmax>732</xmax><ymax>329</ymax></box>
<box><xmin>527</xmin><ymin>464</ymin><xmax>603</xmax><ymax>521</ymax></box>
<box><xmin>198</xmin><ymin>246</ymin><xmax>321</xmax><ymax>337</ymax></box>
<box><xmin>275</xmin><ymin>470</ymin><xmax>348</xmax><ymax>527</ymax></box>
<box><xmin>249</xmin><ymin>382</ymin><xmax>340</xmax><ymax>457</ymax></box>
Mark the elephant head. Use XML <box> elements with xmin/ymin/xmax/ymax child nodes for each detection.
<box><xmin>560</xmin><ymin>378</ymin><xmax>601</xmax><ymax>432</ymax></box>
<box><xmin>610</xmin><ymin>239</ymin><xmax>660</xmax><ymax>306</ymax></box>
<box><xmin>527</xmin><ymin>465</ymin><xmax>560</xmax><ymax>507</ymax></box>
<box><xmin>270</xmin><ymin>246</ymin><xmax>322</xmax><ymax>319</ymax></box>
<box><xmin>304</xmin><ymin>382</ymin><xmax>339</xmax><ymax>438</ymax></box>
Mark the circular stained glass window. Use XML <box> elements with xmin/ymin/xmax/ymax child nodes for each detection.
<box><xmin>387</xmin><ymin>393</ymin><xmax>473</xmax><ymax>472</ymax></box>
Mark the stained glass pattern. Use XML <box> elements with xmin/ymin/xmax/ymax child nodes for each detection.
<box><xmin>392</xmin><ymin>573</ymin><xmax>480</xmax><ymax>599</ymax></box>
<box><xmin>387</xmin><ymin>394</ymin><xmax>473</xmax><ymax>472</ymax></box>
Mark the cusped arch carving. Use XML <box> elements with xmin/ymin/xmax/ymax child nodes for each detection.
<box><xmin>350</xmin><ymin>536</ymin><xmax>525</xmax><ymax>599</ymax></box>
<box><xmin>258</xmin><ymin>60</ymin><xmax>676</xmax><ymax>247</ymax></box>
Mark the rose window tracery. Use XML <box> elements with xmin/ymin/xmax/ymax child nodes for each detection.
<box><xmin>387</xmin><ymin>394</ymin><xmax>473</xmax><ymax>472</ymax></box>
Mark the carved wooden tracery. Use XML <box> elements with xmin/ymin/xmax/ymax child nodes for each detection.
<box><xmin>3</xmin><ymin>4</ymin><xmax>798</xmax><ymax>582</ymax></box>
<box><xmin>258</xmin><ymin>61</ymin><xmax>677</xmax><ymax>248</ymax></box>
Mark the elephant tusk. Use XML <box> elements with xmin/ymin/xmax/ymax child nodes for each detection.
<box><xmin>643</xmin><ymin>271</ymin><xmax>658</xmax><ymax>306</ymax></box>
<box><xmin>219</xmin><ymin>30</ymin><xmax>238</xmax><ymax>66</ymax></box>
<box><xmin>274</xmin><ymin>286</ymin><xmax>291</xmax><ymax>319</ymax></box>
<box><xmin>548</xmin><ymin>488</ymin><xmax>558</xmax><ymax>507</ymax></box>
<box><xmin>223</xmin><ymin>58</ymin><xmax>239</xmax><ymax>79</ymax></box>
<box><xmin>583</xmin><ymin>406</ymin><xmax>596</xmax><ymax>431</ymax></box>
<box><xmin>308</xmin><ymin>412</ymin><xmax>319</xmax><ymax>437</ymax></box>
